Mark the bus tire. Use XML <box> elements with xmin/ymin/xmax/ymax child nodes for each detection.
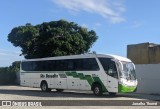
<box><xmin>93</xmin><ymin>84</ymin><xmax>102</xmax><ymax>96</ymax></box>
<box><xmin>109</xmin><ymin>92</ymin><xmax>116</xmax><ymax>96</ymax></box>
<box><xmin>40</xmin><ymin>81</ymin><xmax>51</xmax><ymax>92</ymax></box>
<box><xmin>56</xmin><ymin>89</ymin><xmax>64</xmax><ymax>92</ymax></box>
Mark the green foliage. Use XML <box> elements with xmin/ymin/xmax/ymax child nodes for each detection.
<box><xmin>8</xmin><ymin>20</ymin><xmax>98</xmax><ymax>59</ymax></box>
<box><xmin>0</xmin><ymin>61</ymin><xmax>20</xmax><ymax>85</ymax></box>
<box><xmin>9</xmin><ymin>61</ymin><xmax>20</xmax><ymax>73</ymax></box>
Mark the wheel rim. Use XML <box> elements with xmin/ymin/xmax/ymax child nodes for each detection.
<box><xmin>95</xmin><ymin>87</ymin><xmax>100</xmax><ymax>95</ymax></box>
<box><xmin>42</xmin><ymin>84</ymin><xmax>46</xmax><ymax>91</ymax></box>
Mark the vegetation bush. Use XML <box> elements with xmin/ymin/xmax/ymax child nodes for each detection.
<box><xmin>0</xmin><ymin>61</ymin><xmax>20</xmax><ymax>85</ymax></box>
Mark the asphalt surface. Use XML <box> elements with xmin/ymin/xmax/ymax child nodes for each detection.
<box><xmin>0</xmin><ymin>85</ymin><xmax>160</xmax><ymax>109</ymax></box>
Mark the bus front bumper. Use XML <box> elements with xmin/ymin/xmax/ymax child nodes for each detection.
<box><xmin>118</xmin><ymin>84</ymin><xmax>137</xmax><ymax>93</ymax></box>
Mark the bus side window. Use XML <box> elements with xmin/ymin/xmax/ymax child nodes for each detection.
<box><xmin>74</xmin><ymin>59</ymin><xmax>83</xmax><ymax>71</ymax></box>
<box><xmin>67</xmin><ymin>60</ymin><xmax>74</xmax><ymax>71</ymax></box>
<box><xmin>98</xmin><ymin>58</ymin><xmax>118</xmax><ymax>78</ymax></box>
<box><xmin>108</xmin><ymin>61</ymin><xmax>118</xmax><ymax>78</ymax></box>
<box><xmin>47</xmin><ymin>60</ymin><xmax>56</xmax><ymax>71</ymax></box>
<box><xmin>56</xmin><ymin>60</ymin><xmax>66</xmax><ymax>71</ymax></box>
<box><xmin>83</xmin><ymin>58</ymin><xmax>99</xmax><ymax>71</ymax></box>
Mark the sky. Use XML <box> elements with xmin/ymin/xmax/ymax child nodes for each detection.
<box><xmin>0</xmin><ymin>0</ymin><xmax>160</xmax><ymax>67</ymax></box>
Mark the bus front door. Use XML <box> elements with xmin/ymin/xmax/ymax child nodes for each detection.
<box><xmin>107</xmin><ymin>69</ymin><xmax>118</xmax><ymax>93</ymax></box>
<box><xmin>107</xmin><ymin>75</ymin><xmax>118</xmax><ymax>92</ymax></box>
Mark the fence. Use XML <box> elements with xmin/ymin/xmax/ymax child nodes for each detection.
<box><xmin>135</xmin><ymin>64</ymin><xmax>160</xmax><ymax>94</ymax></box>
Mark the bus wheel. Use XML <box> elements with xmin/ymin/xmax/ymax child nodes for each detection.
<box><xmin>93</xmin><ymin>84</ymin><xmax>102</xmax><ymax>96</ymax></box>
<box><xmin>56</xmin><ymin>89</ymin><xmax>64</xmax><ymax>92</ymax></box>
<box><xmin>109</xmin><ymin>92</ymin><xmax>116</xmax><ymax>96</ymax></box>
<box><xmin>40</xmin><ymin>81</ymin><xmax>51</xmax><ymax>92</ymax></box>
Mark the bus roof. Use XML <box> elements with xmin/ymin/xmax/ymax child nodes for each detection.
<box><xmin>21</xmin><ymin>54</ymin><xmax>132</xmax><ymax>62</ymax></box>
<box><xmin>96</xmin><ymin>54</ymin><xmax>131</xmax><ymax>62</ymax></box>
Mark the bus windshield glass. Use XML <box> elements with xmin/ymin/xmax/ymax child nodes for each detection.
<box><xmin>120</xmin><ymin>62</ymin><xmax>136</xmax><ymax>80</ymax></box>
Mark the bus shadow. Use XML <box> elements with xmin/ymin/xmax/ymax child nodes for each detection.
<box><xmin>0</xmin><ymin>88</ymin><xmax>106</xmax><ymax>98</ymax></box>
<box><xmin>0</xmin><ymin>86</ymin><xmax>160</xmax><ymax>100</ymax></box>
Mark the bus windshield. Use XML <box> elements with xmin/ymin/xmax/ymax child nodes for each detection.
<box><xmin>120</xmin><ymin>62</ymin><xmax>136</xmax><ymax>80</ymax></box>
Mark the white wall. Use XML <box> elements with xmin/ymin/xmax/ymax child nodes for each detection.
<box><xmin>135</xmin><ymin>64</ymin><xmax>160</xmax><ymax>94</ymax></box>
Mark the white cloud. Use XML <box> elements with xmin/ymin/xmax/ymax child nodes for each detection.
<box><xmin>0</xmin><ymin>53</ymin><xmax>8</xmax><ymax>56</ymax></box>
<box><xmin>52</xmin><ymin>0</ymin><xmax>126</xmax><ymax>23</ymax></box>
<box><xmin>0</xmin><ymin>49</ymin><xmax>23</xmax><ymax>67</ymax></box>
<box><xmin>131</xmin><ymin>21</ymin><xmax>143</xmax><ymax>28</ymax></box>
<box><xmin>92</xmin><ymin>22</ymin><xmax>101</xmax><ymax>30</ymax></box>
<box><xmin>95</xmin><ymin>23</ymin><xmax>101</xmax><ymax>27</ymax></box>
<box><xmin>0</xmin><ymin>49</ymin><xmax>21</xmax><ymax>56</ymax></box>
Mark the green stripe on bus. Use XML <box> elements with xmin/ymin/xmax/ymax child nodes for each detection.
<box><xmin>65</xmin><ymin>72</ymin><xmax>72</xmax><ymax>76</ymax></box>
<box><xmin>71</xmin><ymin>71</ymin><xmax>79</xmax><ymax>78</ymax></box>
<box><xmin>65</xmin><ymin>72</ymin><xmax>108</xmax><ymax>92</ymax></box>
<box><xmin>118</xmin><ymin>84</ymin><xmax>136</xmax><ymax>93</ymax></box>
<box><xmin>84</xmin><ymin>75</ymin><xmax>94</xmax><ymax>86</ymax></box>
<box><xmin>92</xmin><ymin>77</ymin><xmax>108</xmax><ymax>92</ymax></box>
<box><xmin>77</xmin><ymin>73</ymin><xmax>85</xmax><ymax>79</ymax></box>
<box><xmin>65</xmin><ymin>72</ymin><xmax>94</xmax><ymax>86</ymax></box>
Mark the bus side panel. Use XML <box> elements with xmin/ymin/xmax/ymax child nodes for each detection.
<box><xmin>53</xmin><ymin>78</ymin><xmax>67</xmax><ymax>89</ymax></box>
<box><xmin>20</xmin><ymin>73</ymin><xmax>31</xmax><ymax>87</ymax></box>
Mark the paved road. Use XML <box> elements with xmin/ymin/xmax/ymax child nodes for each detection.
<box><xmin>0</xmin><ymin>85</ymin><xmax>160</xmax><ymax>109</ymax></box>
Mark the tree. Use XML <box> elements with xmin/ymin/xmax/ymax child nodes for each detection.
<box><xmin>9</xmin><ymin>61</ymin><xmax>20</xmax><ymax>73</ymax></box>
<box><xmin>8</xmin><ymin>20</ymin><xmax>98</xmax><ymax>59</ymax></box>
<box><xmin>0</xmin><ymin>61</ymin><xmax>20</xmax><ymax>85</ymax></box>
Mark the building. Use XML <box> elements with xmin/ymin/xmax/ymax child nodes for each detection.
<box><xmin>128</xmin><ymin>42</ymin><xmax>160</xmax><ymax>94</ymax></box>
<box><xmin>127</xmin><ymin>42</ymin><xmax>160</xmax><ymax>64</ymax></box>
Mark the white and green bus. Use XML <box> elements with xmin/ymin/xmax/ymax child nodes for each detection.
<box><xmin>20</xmin><ymin>54</ymin><xmax>137</xmax><ymax>96</ymax></box>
